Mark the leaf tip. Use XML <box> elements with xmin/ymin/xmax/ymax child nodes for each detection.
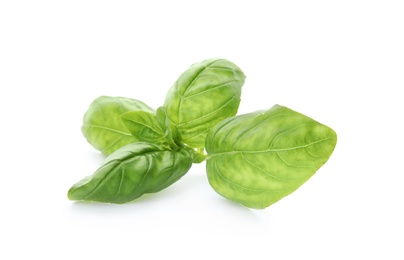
<box><xmin>67</xmin><ymin>186</ymin><xmax>79</xmax><ymax>201</ymax></box>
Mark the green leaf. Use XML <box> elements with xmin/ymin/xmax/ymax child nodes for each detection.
<box><xmin>121</xmin><ymin>110</ymin><xmax>168</xmax><ymax>147</ymax></box>
<box><xmin>81</xmin><ymin>96</ymin><xmax>154</xmax><ymax>155</ymax></box>
<box><xmin>190</xmin><ymin>148</ymin><xmax>207</xmax><ymax>164</ymax></box>
<box><xmin>164</xmin><ymin>58</ymin><xmax>245</xmax><ymax>149</ymax></box>
<box><xmin>68</xmin><ymin>142</ymin><xmax>193</xmax><ymax>204</ymax></box>
<box><xmin>205</xmin><ymin>105</ymin><xmax>337</xmax><ymax>209</ymax></box>
<box><xmin>156</xmin><ymin>106</ymin><xmax>179</xmax><ymax>149</ymax></box>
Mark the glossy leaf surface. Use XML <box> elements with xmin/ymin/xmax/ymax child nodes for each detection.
<box><xmin>164</xmin><ymin>58</ymin><xmax>245</xmax><ymax>148</ymax></box>
<box><xmin>81</xmin><ymin>96</ymin><xmax>154</xmax><ymax>155</ymax></box>
<box><xmin>68</xmin><ymin>142</ymin><xmax>193</xmax><ymax>204</ymax></box>
<box><xmin>205</xmin><ymin>105</ymin><xmax>337</xmax><ymax>209</ymax></box>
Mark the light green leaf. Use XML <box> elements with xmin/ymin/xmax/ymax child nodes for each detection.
<box><xmin>81</xmin><ymin>96</ymin><xmax>154</xmax><ymax>155</ymax></box>
<box><xmin>205</xmin><ymin>105</ymin><xmax>337</xmax><ymax>209</ymax></box>
<box><xmin>68</xmin><ymin>142</ymin><xmax>193</xmax><ymax>204</ymax></box>
<box><xmin>190</xmin><ymin>148</ymin><xmax>207</xmax><ymax>164</ymax></box>
<box><xmin>121</xmin><ymin>110</ymin><xmax>168</xmax><ymax>147</ymax></box>
<box><xmin>164</xmin><ymin>58</ymin><xmax>245</xmax><ymax>149</ymax></box>
<box><xmin>156</xmin><ymin>106</ymin><xmax>179</xmax><ymax>149</ymax></box>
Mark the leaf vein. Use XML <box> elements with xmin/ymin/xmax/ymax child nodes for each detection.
<box><xmin>240</xmin><ymin>152</ymin><xmax>295</xmax><ymax>181</ymax></box>
<box><xmin>83</xmin><ymin>124</ymin><xmax>133</xmax><ymax>136</ymax></box>
<box><xmin>212</xmin><ymin>160</ymin><xmax>291</xmax><ymax>193</ymax></box>
<box><xmin>178</xmin><ymin>96</ymin><xmax>237</xmax><ymax>127</ymax></box>
<box><xmin>209</xmin><ymin>138</ymin><xmax>331</xmax><ymax>158</ymax></box>
<box><xmin>177</xmin><ymin>59</ymin><xmax>223</xmax><ymax>123</ymax></box>
<box><xmin>181</xmin><ymin>79</ymin><xmax>239</xmax><ymax>100</ymax></box>
<box><xmin>113</xmin><ymin>166</ymin><xmax>126</xmax><ymax>199</ymax></box>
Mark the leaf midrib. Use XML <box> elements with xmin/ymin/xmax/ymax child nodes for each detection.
<box><xmin>83</xmin><ymin>123</ymin><xmax>133</xmax><ymax>136</ymax></box>
<box><xmin>177</xmin><ymin>59</ymin><xmax>223</xmax><ymax>123</ymax></box>
<box><xmin>207</xmin><ymin>138</ymin><xmax>331</xmax><ymax>159</ymax></box>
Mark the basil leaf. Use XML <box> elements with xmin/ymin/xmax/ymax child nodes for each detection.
<box><xmin>155</xmin><ymin>106</ymin><xmax>179</xmax><ymax>149</ymax></box>
<box><xmin>156</xmin><ymin>106</ymin><xmax>208</xmax><ymax>163</ymax></box>
<box><xmin>81</xmin><ymin>96</ymin><xmax>154</xmax><ymax>155</ymax></box>
<box><xmin>164</xmin><ymin>58</ymin><xmax>245</xmax><ymax>149</ymax></box>
<box><xmin>121</xmin><ymin>110</ymin><xmax>168</xmax><ymax>148</ymax></box>
<box><xmin>68</xmin><ymin>142</ymin><xmax>193</xmax><ymax>204</ymax></box>
<box><xmin>190</xmin><ymin>148</ymin><xmax>207</xmax><ymax>164</ymax></box>
<box><xmin>205</xmin><ymin>105</ymin><xmax>337</xmax><ymax>209</ymax></box>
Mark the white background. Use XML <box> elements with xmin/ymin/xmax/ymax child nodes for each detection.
<box><xmin>1</xmin><ymin>0</ymin><xmax>403</xmax><ymax>259</ymax></box>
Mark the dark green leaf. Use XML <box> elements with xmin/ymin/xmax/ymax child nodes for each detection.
<box><xmin>68</xmin><ymin>142</ymin><xmax>193</xmax><ymax>204</ymax></box>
